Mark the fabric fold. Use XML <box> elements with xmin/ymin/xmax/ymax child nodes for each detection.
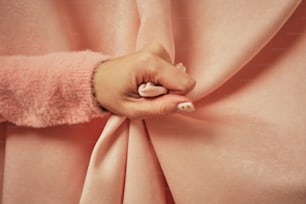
<box><xmin>171</xmin><ymin>0</ymin><xmax>302</xmax><ymax>100</ymax></box>
<box><xmin>80</xmin><ymin>1</ymin><xmax>303</xmax><ymax>203</ymax></box>
<box><xmin>136</xmin><ymin>0</ymin><xmax>175</xmax><ymax>61</ymax></box>
<box><xmin>123</xmin><ymin>120</ymin><xmax>173</xmax><ymax>203</ymax></box>
<box><xmin>146</xmin><ymin>2</ymin><xmax>306</xmax><ymax>203</ymax></box>
<box><xmin>80</xmin><ymin>116</ymin><xmax>128</xmax><ymax>204</ymax></box>
<box><xmin>1</xmin><ymin>0</ymin><xmax>305</xmax><ymax>203</ymax></box>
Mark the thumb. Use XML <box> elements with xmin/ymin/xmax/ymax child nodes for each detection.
<box><xmin>126</xmin><ymin>94</ymin><xmax>195</xmax><ymax>119</ymax></box>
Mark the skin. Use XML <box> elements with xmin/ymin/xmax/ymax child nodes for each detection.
<box><xmin>93</xmin><ymin>42</ymin><xmax>196</xmax><ymax>119</ymax></box>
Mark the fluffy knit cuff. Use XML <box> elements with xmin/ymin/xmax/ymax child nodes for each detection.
<box><xmin>0</xmin><ymin>51</ymin><xmax>110</xmax><ymax>127</ymax></box>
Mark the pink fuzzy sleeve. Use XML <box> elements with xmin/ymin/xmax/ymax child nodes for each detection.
<box><xmin>0</xmin><ymin>51</ymin><xmax>110</xmax><ymax>127</ymax></box>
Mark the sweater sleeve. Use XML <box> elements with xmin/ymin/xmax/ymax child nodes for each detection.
<box><xmin>0</xmin><ymin>51</ymin><xmax>110</xmax><ymax>128</ymax></box>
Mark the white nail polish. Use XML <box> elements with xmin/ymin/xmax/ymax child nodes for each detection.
<box><xmin>177</xmin><ymin>102</ymin><xmax>195</xmax><ymax>112</ymax></box>
<box><xmin>176</xmin><ymin>63</ymin><xmax>186</xmax><ymax>72</ymax></box>
<box><xmin>146</xmin><ymin>82</ymin><xmax>154</xmax><ymax>87</ymax></box>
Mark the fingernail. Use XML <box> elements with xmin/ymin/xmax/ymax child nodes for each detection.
<box><xmin>146</xmin><ymin>82</ymin><xmax>154</xmax><ymax>87</ymax></box>
<box><xmin>177</xmin><ymin>102</ymin><xmax>195</xmax><ymax>112</ymax></box>
<box><xmin>176</xmin><ymin>63</ymin><xmax>186</xmax><ymax>72</ymax></box>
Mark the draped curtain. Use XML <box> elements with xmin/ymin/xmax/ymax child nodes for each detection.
<box><xmin>2</xmin><ymin>1</ymin><xmax>306</xmax><ymax>203</ymax></box>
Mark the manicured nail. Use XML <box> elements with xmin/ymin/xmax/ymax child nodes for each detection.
<box><xmin>176</xmin><ymin>63</ymin><xmax>186</xmax><ymax>72</ymax></box>
<box><xmin>145</xmin><ymin>82</ymin><xmax>154</xmax><ymax>87</ymax></box>
<box><xmin>177</xmin><ymin>102</ymin><xmax>195</xmax><ymax>112</ymax></box>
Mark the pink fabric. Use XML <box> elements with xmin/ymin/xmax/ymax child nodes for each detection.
<box><xmin>1</xmin><ymin>0</ymin><xmax>306</xmax><ymax>203</ymax></box>
<box><xmin>0</xmin><ymin>51</ymin><xmax>109</xmax><ymax>127</ymax></box>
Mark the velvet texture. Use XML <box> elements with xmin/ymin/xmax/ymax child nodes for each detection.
<box><xmin>1</xmin><ymin>0</ymin><xmax>305</xmax><ymax>203</ymax></box>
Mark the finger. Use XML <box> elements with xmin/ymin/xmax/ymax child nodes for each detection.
<box><xmin>141</xmin><ymin>42</ymin><xmax>172</xmax><ymax>63</ymax></box>
<box><xmin>137</xmin><ymin>63</ymin><xmax>188</xmax><ymax>97</ymax></box>
<box><xmin>176</xmin><ymin>63</ymin><xmax>186</xmax><ymax>72</ymax></box>
<box><xmin>152</xmin><ymin>58</ymin><xmax>196</xmax><ymax>95</ymax></box>
<box><xmin>125</xmin><ymin>94</ymin><xmax>195</xmax><ymax>119</ymax></box>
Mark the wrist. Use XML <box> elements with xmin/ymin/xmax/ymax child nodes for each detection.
<box><xmin>91</xmin><ymin>61</ymin><xmax>109</xmax><ymax>112</ymax></box>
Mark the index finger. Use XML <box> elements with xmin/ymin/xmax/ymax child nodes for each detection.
<box><xmin>153</xmin><ymin>58</ymin><xmax>196</xmax><ymax>95</ymax></box>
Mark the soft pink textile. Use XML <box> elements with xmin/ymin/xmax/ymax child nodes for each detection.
<box><xmin>1</xmin><ymin>0</ymin><xmax>306</xmax><ymax>203</ymax></box>
<box><xmin>0</xmin><ymin>51</ymin><xmax>109</xmax><ymax>127</ymax></box>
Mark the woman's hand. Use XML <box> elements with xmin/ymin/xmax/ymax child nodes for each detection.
<box><xmin>93</xmin><ymin>43</ymin><xmax>196</xmax><ymax>119</ymax></box>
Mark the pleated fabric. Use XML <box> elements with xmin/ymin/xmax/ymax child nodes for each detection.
<box><xmin>1</xmin><ymin>1</ymin><xmax>306</xmax><ymax>203</ymax></box>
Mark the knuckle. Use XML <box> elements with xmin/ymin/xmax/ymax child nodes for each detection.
<box><xmin>181</xmin><ymin>77</ymin><xmax>196</xmax><ymax>91</ymax></box>
<box><xmin>188</xmin><ymin>78</ymin><xmax>196</xmax><ymax>89</ymax></box>
<box><xmin>158</xmin><ymin>104</ymin><xmax>172</xmax><ymax>115</ymax></box>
